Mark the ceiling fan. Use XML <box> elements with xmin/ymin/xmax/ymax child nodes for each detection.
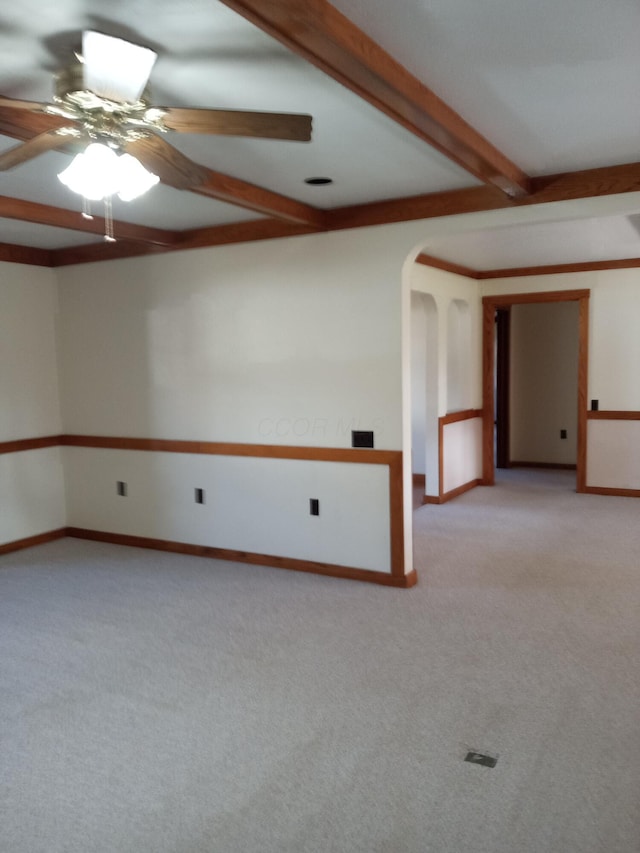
<box><xmin>0</xmin><ymin>30</ymin><xmax>312</xmax><ymax>195</ymax></box>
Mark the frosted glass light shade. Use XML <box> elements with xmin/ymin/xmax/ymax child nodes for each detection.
<box><xmin>57</xmin><ymin>143</ymin><xmax>159</xmax><ymax>201</ymax></box>
<box><xmin>83</xmin><ymin>31</ymin><xmax>157</xmax><ymax>103</ymax></box>
<box><xmin>57</xmin><ymin>143</ymin><xmax>121</xmax><ymax>200</ymax></box>
<box><xmin>116</xmin><ymin>153</ymin><xmax>160</xmax><ymax>201</ymax></box>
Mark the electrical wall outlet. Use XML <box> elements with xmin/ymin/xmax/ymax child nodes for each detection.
<box><xmin>310</xmin><ymin>498</ymin><xmax>320</xmax><ymax>516</ymax></box>
<box><xmin>195</xmin><ymin>488</ymin><xmax>205</xmax><ymax>504</ymax></box>
<box><xmin>560</xmin><ymin>429</ymin><xmax>567</xmax><ymax>439</ymax></box>
<box><xmin>116</xmin><ymin>481</ymin><xmax>127</xmax><ymax>496</ymax></box>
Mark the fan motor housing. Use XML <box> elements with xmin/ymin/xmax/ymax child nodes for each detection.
<box><xmin>54</xmin><ymin>64</ymin><xmax>151</xmax><ymax>111</ymax></box>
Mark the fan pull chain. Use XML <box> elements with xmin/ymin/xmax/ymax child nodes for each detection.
<box><xmin>103</xmin><ymin>196</ymin><xmax>116</xmax><ymax>243</ymax></box>
<box><xmin>82</xmin><ymin>197</ymin><xmax>93</xmax><ymax>220</ymax></box>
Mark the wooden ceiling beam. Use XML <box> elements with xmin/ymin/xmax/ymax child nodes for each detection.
<box><xmin>175</xmin><ymin>219</ymin><xmax>319</xmax><ymax>250</ymax></box>
<box><xmin>193</xmin><ymin>170</ymin><xmax>327</xmax><ymax>227</ymax></box>
<box><xmin>51</xmin><ymin>241</ymin><xmax>167</xmax><ymax>267</ymax></box>
<box><xmin>0</xmin><ymin>195</ymin><xmax>179</xmax><ymax>246</ymax></box>
<box><xmin>327</xmin><ymin>161</ymin><xmax>640</xmax><ymax>230</ymax></box>
<box><xmin>0</xmin><ymin>241</ymin><xmax>53</xmax><ymax>267</ymax></box>
<box><xmin>52</xmin><ymin>219</ymin><xmax>317</xmax><ymax>266</ymax></box>
<box><xmin>529</xmin><ymin>162</ymin><xmax>640</xmax><ymax>203</ymax></box>
<box><xmin>218</xmin><ymin>0</ymin><xmax>530</xmax><ymax>198</ymax></box>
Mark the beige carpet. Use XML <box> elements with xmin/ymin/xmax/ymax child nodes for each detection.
<box><xmin>1</xmin><ymin>468</ymin><xmax>638</xmax><ymax>852</ymax></box>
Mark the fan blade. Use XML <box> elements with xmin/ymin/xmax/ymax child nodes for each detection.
<box><xmin>0</xmin><ymin>129</ymin><xmax>71</xmax><ymax>171</ymax></box>
<box><xmin>0</xmin><ymin>96</ymin><xmax>50</xmax><ymax>112</ymax></box>
<box><xmin>124</xmin><ymin>134</ymin><xmax>209</xmax><ymax>190</ymax></box>
<box><xmin>82</xmin><ymin>31</ymin><xmax>157</xmax><ymax>103</ymax></box>
<box><xmin>160</xmin><ymin>108</ymin><xmax>312</xmax><ymax>141</ymax></box>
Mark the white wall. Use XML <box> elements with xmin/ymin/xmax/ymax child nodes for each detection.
<box><xmin>587</xmin><ymin>421</ymin><xmax>640</xmax><ymax>490</ymax></box>
<box><xmin>510</xmin><ymin>302</ymin><xmax>579</xmax><ymax>464</ymax></box>
<box><xmin>481</xmin><ymin>267</ymin><xmax>640</xmax><ymax>490</ymax></box>
<box><xmin>57</xmin><ymin>233</ymin><xmax>405</xmax><ymax>448</ymax></box>
<box><xmin>408</xmin><ymin>264</ymin><xmax>482</xmax><ymax>499</ymax></box>
<box><xmin>0</xmin><ymin>263</ymin><xmax>66</xmax><ymax>545</ymax></box>
<box><xmin>441</xmin><ymin>418</ymin><xmax>483</xmax><ymax>494</ymax></box>
<box><xmin>6</xmin><ymin>193</ymin><xmax>640</xmax><ymax>566</ymax></box>
<box><xmin>0</xmin><ymin>263</ymin><xmax>62</xmax><ymax>440</ymax></box>
<box><xmin>409</xmin><ymin>265</ymin><xmax>482</xmax><ymax>415</ymax></box>
<box><xmin>64</xmin><ymin>448</ymin><xmax>391</xmax><ymax>572</ymax></box>
<box><xmin>56</xmin><ymin>228</ymin><xmax>419</xmax><ymax>574</ymax></box>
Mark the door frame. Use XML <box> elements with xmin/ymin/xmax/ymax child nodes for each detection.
<box><xmin>495</xmin><ymin>307</ymin><xmax>511</xmax><ymax>468</ymax></box>
<box><xmin>482</xmin><ymin>289</ymin><xmax>590</xmax><ymax>491</ymax></box>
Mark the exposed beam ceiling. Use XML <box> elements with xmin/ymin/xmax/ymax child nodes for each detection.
<box><xmin>330</xmin><ymin>162</ymin><xmax>640</xmax><ymax>230</ymax></box>
<box><xmin>2</xmin><ymin>1</ymin><xmax>640</xmax><ymax>268</ymax></box>
<box><xmin>0</xmin><ymin>194</ymin><xmax>178</xmax><ymax>246</ymax></box>
<box><xmin>218</xmin><ymin>0</ymin><xmax>531</xmax><ymax>198</ymax></box>
<box><xmin>193</xmin><ymin>171</ymin><xmax>327</xmax><ymax>227</ymax></box>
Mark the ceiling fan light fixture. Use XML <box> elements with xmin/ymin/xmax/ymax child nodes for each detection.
<box><xmin>116</xmin><ymin>153</ymin><xmax>160</xmax><ymax>201</ymax></box>
<box><xmin>57</xmin><ymin>142</ymin><xmax>159</xmax><ymax>202</ymax></box>
<box><xmin>82</xmin><ymin>31</ymin><xmax>157</xmax><ymax>104</ymax></box>
<box><xmin>58</xmin><ymin>142</ymin><xmax>121</xmax><ymax>200</ymax></box>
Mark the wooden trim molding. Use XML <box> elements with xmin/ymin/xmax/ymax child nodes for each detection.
<box><xmin>437</xmin><ymin>409</ymin><xmax>483</xmax><ymax>502</ymax></box>
<box><xmin>416</xmin><ymin>252</ymin><xmax>480</xmax><ymax>280</ymax></box>
<box><xmin>584</xmin><ymin>486</ymin><xmax>640</xmax><ymax>499</ymax></box>
<box><xmin>478</xmin><ymin>257</ymin><xmax>640</xmax><ymax>279</ymax></box>
<box><xmin>416</xmin><ymin>254</ymin><xmax>640</xmax><ymax>283</ymax></box>
<box><xmin>60</xmin><ymin>434</ymin><xmax>405</xmax><ymax>581</ymax></box>
<box><xmin>7</xmin><ymin>172</ymin><xmax>640</xmax><ymax>268</ymax></box>
<box><xmin>584</xmin><ymin>411</ymin><xmax>640</xmax><ymax>500</ymax></box>
<box><xmin>482</xmin><ymin>290</ymin><xmax>589</xmax><ymax>490</ymax></box>
<box><xmin>422</xmin><ymin>478</ymin><xmax>482</xmax><ymax>506</ymax></box>
<box><xmin>510</xmin><ymin>461</ymin><xmax>577</xmax><ymax>470</ymax></box>
<box><xmin>576</xmin><ymin>296</ymin><xmax>589</xmax><ymax>491</ymax></box>
<box><xmin>0</xmin><ymin>194</ymin><xmax>178</xmax><ymax>247</ymax></box>
<box><xmin>587</xmin><ymin>410</ymin><xmax>640</xmax><ymax>420</ymax></box>
<box><xmin>59</xmin><ymin>434</ymin><xmax>400</xmax><ymax>465</ymax></box>
<box><xmin>0</xmin><ymin>433</ymin><xmax>407</xmax><ymax>584</ymax></box>
<box><xmin>65</xmin><ymin>527</ymin><xmax>416</xmax><ymax>588</ymax></box>
<box><xmin>440</xmin><ymin>408</ymin><xmax>482</xmax><ymax>426</ymax></box>
<box><xmin>0</xmin><ymin>435</ymin><xmax>62</xmax><ymax>455</ymax></box>
<box><xmin>483</xmin><ymin>289</ymin><xmax>591</xmax><ymax>307</ymax></box>
<box><xmin>52</xmin><ymin>220</ymin><xmax>319</xmax><ymax>267</ymax></box>
<box><xmin>0</xmin><ymin>241</ymin><xmax>53</xmax><ymax>267</ymax></box>
<box><xmin>441</xmin><ymin>478</ymin><xmax>482</xmax><ymax>504</ymax></box>
<box><xmin>0</xmin><ymin>527</ymin><xmax>67</xmax><ymax>556</ymax></box>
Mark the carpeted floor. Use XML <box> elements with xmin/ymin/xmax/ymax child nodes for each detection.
<box><xmin>1</xmin><ymin>468</ymin><xmax>639</xmax><ymax>852</ymax></box>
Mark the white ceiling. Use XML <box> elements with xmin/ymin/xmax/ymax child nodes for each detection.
<box><xmin>1</xmin><ymin>0</ymin><xmax>640</xmax><ymax>266</ymax></box>
<box><xmin>424</xmin><ymin>214</ymin><xmax>640</xmax><ymax>272</ymax></box>
<box><xmin>330</xmin><ymin>0</ymin><xmax>640</xmax><ymax>176</ymax></box>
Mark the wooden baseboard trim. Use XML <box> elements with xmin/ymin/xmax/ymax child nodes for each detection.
<box><xmin>423</xmin><ymin>478</ymin><xmax>481</xmax><ymax>505</ymax></box>
<box><xmin>440</xmin><ymin>478</ymin><xmax>482</xmax><ymax>504</ymax></box>
<box><xmin>66</xmin><ymin>527</ymin><xmax>417</xmax><ymax>588</ymax></box>
<box><xmin>0</xmin><ymin>527</ymin><xmax>67</xmax><ymax>557</ymax></box>
<box><xmin>412</xmin><ymin>473</ymin><xmax>426</xmax><ymax>487</ymax></box>
<box><xmin>510</xmin><ymin>461</ymin><xmax>577</xmax><ymax>470</ymax></box>
<box><xmin>584</xmin><ymin>486</ymin><xmax>640</xmax><ymax>499</ymax></box>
